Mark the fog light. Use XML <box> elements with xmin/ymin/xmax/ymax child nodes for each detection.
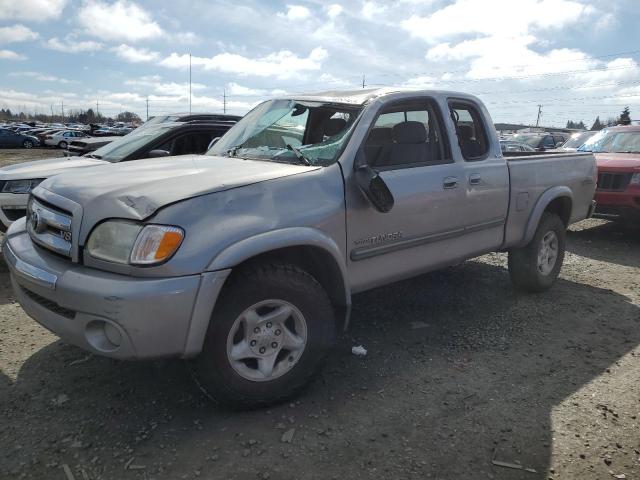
<box><xmin>104</xmin><ymin>323</ymin><xmax>122</xmax><ymax>347</ymax></box>
<box><xmin>85</xmin><ymin>320</ymin><xmax>123</xmax><ymax>352</ymax></box>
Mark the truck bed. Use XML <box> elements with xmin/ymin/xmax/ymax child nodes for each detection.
<box><xmin>502</xmin><ymin>151</ymin><xmax>597</xmax><ymax>247</ymax></box>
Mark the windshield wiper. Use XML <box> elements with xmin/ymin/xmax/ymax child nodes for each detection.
<box><xmin>286</xmin><ymin>144</ymin><xmax>311</xmax><ymax>166</ymax></box>
<box><xmin>226</xmin><ymin>146</ymin><xmax>241</xmax><ymax>157</ymax></box>
<box><xmin>84</xmin><ymin>153</ymin><xmax>102</xmax><ymax>159</ymax></box>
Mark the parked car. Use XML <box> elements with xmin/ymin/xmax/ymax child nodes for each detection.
<box><xmin>3</xmin><ymin>90</ymin><xmax>597</xmax><ymax>408</ymax></box>
<box><xmin>35</xmin><ymin>129</ymin><xmax>63</xmax><ymax>144</ymax></box>
<box><xmin>0</xmin><ymin>113</ymin><xmax>239</xmax><ymax>230</ymax></box>
<box><xmin>44</xmin><ymin>130</ymin><xmax>89</xmax><ymax>149</ymax></box>
<box><xmin>64</xmin><ymin>136</ymin><xmax>121</xmax><ymax>157</ymax></box>
<box><xmin>0</xmin><ymin>128</ymin><xmax>39</xmax><ymax>148</ymax></box>
<box><xmin>500</xmin><ymin>140</ymin><xmax>536</xmax><ymax>153</ymax></box>
<box><xmin>578</xmin><ymin>126</ymin><xmax>640</xmax><ymax>224</ymax></box>
<box><xmin>552</xmin><ymin>131</ymin><xmax>598</xmax><ymax>152</ymax></box>
<box><xmin>511</xmin><ymin>133</ymin><xmax>568</xmax><ymax>151</ymax></box>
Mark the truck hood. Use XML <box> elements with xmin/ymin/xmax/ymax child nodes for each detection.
<box><xmin>35</xmin><ymin>154</ymin><xmax>318</xmax><ymax>220</ymax></box>
<box><xmin>0</xmin><ymin>156</ymin><xmax>107</xmax><ymax>180</ymax></box>
<box><xmin>595</xmin><ymin>152</ymin><xmax>640</xmax><ymax>170</ymax></box>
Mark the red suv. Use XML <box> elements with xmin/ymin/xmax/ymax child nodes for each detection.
<box><xmin>579</xmin><ymin>126</ymin><xmax>640</xmax><ymax>224</ymax></box>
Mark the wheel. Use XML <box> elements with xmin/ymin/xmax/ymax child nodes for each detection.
<box><xmin>508</xmin><ymin>212</ymin><xmax>566</xmax><ymax>292</ymax></box>
<box><xmin>58</xmin><ymin>141</ymin><xmax>68</xmax><ymax>149</ymax></box>
<box><xmin>192</xmin><ymin>262</ymin><xmax>336</xmax><ymax>409</ymax></box>
<box><xmin>22</xmin><ymin>140</ymin><xmax>33</xmax><ymax>149</ymax></box>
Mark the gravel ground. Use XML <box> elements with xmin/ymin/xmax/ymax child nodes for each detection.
<box><xmin>0</xmin><ymin>148</ymin><xmax>64</xmax><ymax>167</ymax></box>
<box><xmin>0</xmin><ymin>148</ymin><xmax>639</xmax><ymax>480</ymax></box>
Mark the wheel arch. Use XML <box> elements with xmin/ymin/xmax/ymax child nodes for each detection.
<box><xmin>206</xmin><ymin>228</ymin><xmax>351</xmax><ymax>331</ymax></box>
<box><xmin>522</xmin><ymin>186</ymin><xmax>573</xmax><ymax>245</ymax></box>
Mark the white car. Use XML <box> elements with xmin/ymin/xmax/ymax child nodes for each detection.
<box><xmin>0</xmin><ymin>156</ymin><xmax>105</xmax><ymax>230</ymax></box>
<box><xmin>43</xmin><ymin>130</ymin><xmax>89</xmax><ymax>149</ymax></box>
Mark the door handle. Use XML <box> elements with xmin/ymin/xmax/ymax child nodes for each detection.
<box><xmin>469</xmin><ymin>173</ymin><xmax>482</xmax><ymax>185</ymax></box>
<box><xmin>443</xmin><ymin>176</ymin><xmax>459</xmax><ymax>189</ymax></box>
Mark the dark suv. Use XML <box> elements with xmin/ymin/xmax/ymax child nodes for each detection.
<box><xmin>67</xmin><ymin>113</ymin><xmax>241</xmax><ymax>160</ymax></box>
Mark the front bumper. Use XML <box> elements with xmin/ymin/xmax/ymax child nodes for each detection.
<box><xmin>3</xmin><ymin>221</ymin><xmax>230</xmax><ymax>360</ymax></box>
<box><xmin>0</xmin><ymin>192</ymin><xmax>29</xmax><ymax>230</ymax></box>
<box><xmin>594</xmin><ymin>188</ymin><xmax>640</xmax><ymax>220</ymax></box>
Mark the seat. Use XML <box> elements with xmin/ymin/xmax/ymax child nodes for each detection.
<box><xmin>364</xmin><ymin>127</ymin><xmax>393</xmax><ymax>166</ymax></box>
<box><xmin>382</xmin><ymin>121</ymin><xmax>430</xmax><ymax>167</ymax></box>
<box><xmin>457</xmin><ymin>125</ymin><xmax>483</xmax><ymax>158</ymax></box>
<box><xmin>322</xmin><ymin>118</ymin><xmax>347</xmax><ymax>137</ymax></box>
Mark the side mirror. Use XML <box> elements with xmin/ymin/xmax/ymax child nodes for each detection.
<box><xmin>354</xmin><ymin>150</ymin><xmax>394</xmax><ymax>213</ymax></box>
<box><xmin>207</xmin><ymin>137</ymin><xmax>220</xmax><ymax>150</ymax></box>
<box><xmin>147</xmin><ymin>149</ymin><xmax>171</xmax><ymax>158</ymax></box>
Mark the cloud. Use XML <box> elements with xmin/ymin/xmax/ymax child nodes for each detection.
<box><xmin>0</xmin><ymin>0</ymin><xmax>67</xmax><ymax>21</ymax></box>
<box><xmin>326</xmin><ymin>4</ymin><xmax>343</xmax><ymax>18</ymax></box>
<box><xmin>362</xmin><ymin>2</ymin><xmax>387</xmax><ymax>19</ymax></box>
<box><xmin>0</xmin><ymin>25</ymin><xmax>39</xmax><ymax>44</ymax></box>
<box><xmin>112</xmin><ymin>44</ymin><xmax>160</xmax><ymax>63</ymax></box>
<box><xmin>225</xmin><ymin>82</ymin><xmax>287</xmax><ymax>97</ymax></box>
<box><xmin>125</xmin><ymin>76</ymin><xmax>207</xmax><ymax>96</ymax></box>
<box><xmin>281</xmin><ymin>5</ymin><xmax>311</xmax><ymax>20</ymax></box>
<box><xmin>0</xmin><ymin>49</ymin><xmax>25</xmax><ymax>60</ymax></box>
<box><xmin>78</xmin><ymin>0</ymin><xmax>163</xmax><ymax>42</ymax></box>
<box><xmin>44</xmin><ymin>36</ymin><xmax>103</xmax><ymax>53</ymax></box>
<box><xmin>402</xmin><ymin>0</ymin><xmax>593</xmax><ymax>42</ymax></box>
<box><xmin>8</xmin><ymin>71</ymin><xmax>76</xmax><ymax>84</ymax></box>
<box><xmin>160</xmin><ymin>47</ymin><xmax>329</xmax><ymax>79</ymax></box>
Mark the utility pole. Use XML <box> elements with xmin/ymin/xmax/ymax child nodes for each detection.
<box><xmin>535</xmin><ymin>104</ymin><xmax>542</xmax><ymax>127</ymax></box>
<box><xmin>189</xmin><ymin>53</ymin><xmax>192</xmax><ymax>114</ymax></box>
<box><xmin>96</xmin><ymin>99</ymin><xmax>99</xmax><ymax>117</ymax></box>
<box><xmin>362</xmin><ymin>74</ymin><xmax>366</xmax><ymax>89</ymax></box>
<box><xmin>61</xmin><ymin>100</ymin><xmax>64</xmax><ymax>123</ymax></box>
<box><xmin>223</xmin><ymin>89</ymin><xmax>226</xmax><ymax>114</ymax></box>
<box><xmin>50</xmin><ymin>104</ymin><xmax>54</xmax><ymax>120</ymax></box>
<box><xmin>146</xmin><ymin>97</ymin><xmax>149</xmax><ymax>121</ymax></box>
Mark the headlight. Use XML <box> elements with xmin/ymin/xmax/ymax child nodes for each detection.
<box><xmin>2</xmin><ymin>179</ymin><xmax>44</xmax><ymax>194</ymax></box>
<box><xmin>631</xmin><ymin>173</ymin><xmax>640</xmax><ymax>185</ymax></box>
<box><xmin>86</xmin><ymin>220</ymin><xmax>184</xmax><ymax>265</ymax></box>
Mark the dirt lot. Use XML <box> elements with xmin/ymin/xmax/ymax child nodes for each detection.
<box><xmin>0</xmin><ymin>148</ymin><xmax>639</xmax><ymax>480</ymax></box>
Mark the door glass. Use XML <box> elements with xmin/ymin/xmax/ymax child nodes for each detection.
<box><xmin>450</xmin><ymin>103</ymin><xmax>489</xmax><ymax>160</ymax></box>
<box><xmin>364</xmin><ymin>104</ymin><xmax>449</xmax><ymax>168</ymax></box>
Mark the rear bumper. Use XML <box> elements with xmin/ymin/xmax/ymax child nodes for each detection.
<box><xmin>3</xmin><ymin>220</ymin><xmax>230</xmax><ymax>360</ymax></box>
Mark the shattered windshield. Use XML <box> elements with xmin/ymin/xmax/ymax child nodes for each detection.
<box><xmin>578</xmin><ymin>129</ymin><xmax>640</xmax><ymax>153</ymax></box>
<box><xmin>207</xmin><ymin>99</ymin><xmax>362</xmax><ymax>166</ymax></box>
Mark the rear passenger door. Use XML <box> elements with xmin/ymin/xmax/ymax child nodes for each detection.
<box><xmin>346</xmin><ymin>98</ymin><xmax>469</xmax><ymax>292</ymax></box>
<box><xmin>448</xmin><ymin>100</ymin><xmax>509</xmax><ymax>251</ymax></box>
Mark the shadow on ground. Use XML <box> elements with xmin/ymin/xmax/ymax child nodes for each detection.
<box><xmin>2</xmin><ymin>220</ymin><xmax>639</xmax><ymax>479</ymax></box>
<box><xmin>568</xmin><ymin>220</ymin><xmax>640</xmax><ymax>268</ymax></box>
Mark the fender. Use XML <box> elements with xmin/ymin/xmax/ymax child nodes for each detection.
<box><xmin>206</xmin><ymin>226</ymin><xmax>351</xmax><ymax>323</ymax></box>
<box><xmin>522</xmin><ymin>186</ymin><xmax>573</xmax><ymax>245</ymax></box>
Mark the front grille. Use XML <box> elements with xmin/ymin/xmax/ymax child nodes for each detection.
<box><xmin>27</xmin><ymin>196</ymin><xmax>73</xmax><ymax>258</ymax></box>
<box><xmin>597</xmin><ymin>172</ymin><xmax>632</xmax><ymax>191</ymax></box>
<box><xmin>2</xmin><ymin>207</ymin><xmax>26</xmax><ymax>221</ymax></box>
<box><xmin>22</xmin><ymin>287</ymin><xmax>76</xmax><ymax>319</ymax></box>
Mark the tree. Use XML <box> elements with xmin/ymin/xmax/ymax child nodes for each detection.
<box><xmin>116</xmin><ymin>111</ymin><xmax>141</xmax><ymax>123</ymax></box>
<box><xmin>619</xmin><ymin>106</ymin><xmax>631</xmax><ymax>125</ymax></box>
<box><xmin>591</xmin><ymin>116</ymin><xmax>603</xmax><ymax>131</ymax></box>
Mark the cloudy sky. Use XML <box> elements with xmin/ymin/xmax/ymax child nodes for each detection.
<box><xmin>0</xmin><ymin>0</ymin><xmax>639</xmax><ymax>127</ymax></box>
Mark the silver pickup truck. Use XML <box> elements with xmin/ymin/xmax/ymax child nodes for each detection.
<box><xmin>4</xmin><ymin>89</ymin><xmax>596</xmax><ymax>408</ymax></box>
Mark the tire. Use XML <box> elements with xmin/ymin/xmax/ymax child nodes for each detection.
<box><xmin>508</xmin><ymin>212</ymin><xmax>566</xmax><ymax>293</ymax></box>
<box><xmin>58</xmin><ymin>141</ymin><xmax>68</xmax><ymax>149</ymax></box>
<box><xmin>192</xmin><ymin>262</ymin><xmax>336</xmax><ymax>409</ymax></box>
<box><xmin>22</xmin><ymin>140</ymin><xmax>33</xmax><ymax>149</ymax></box>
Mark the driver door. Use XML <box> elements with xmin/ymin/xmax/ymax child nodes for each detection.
<box><xmin>345</xmin><ymin>99</ymin><xmax>468</xmax><ymax>292</ymax></box>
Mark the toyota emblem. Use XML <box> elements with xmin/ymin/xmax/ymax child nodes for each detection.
<box><xmin>29</xmin><ymin>210</ymin><xmax>45</xmax><ymax>234</ymax></box>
